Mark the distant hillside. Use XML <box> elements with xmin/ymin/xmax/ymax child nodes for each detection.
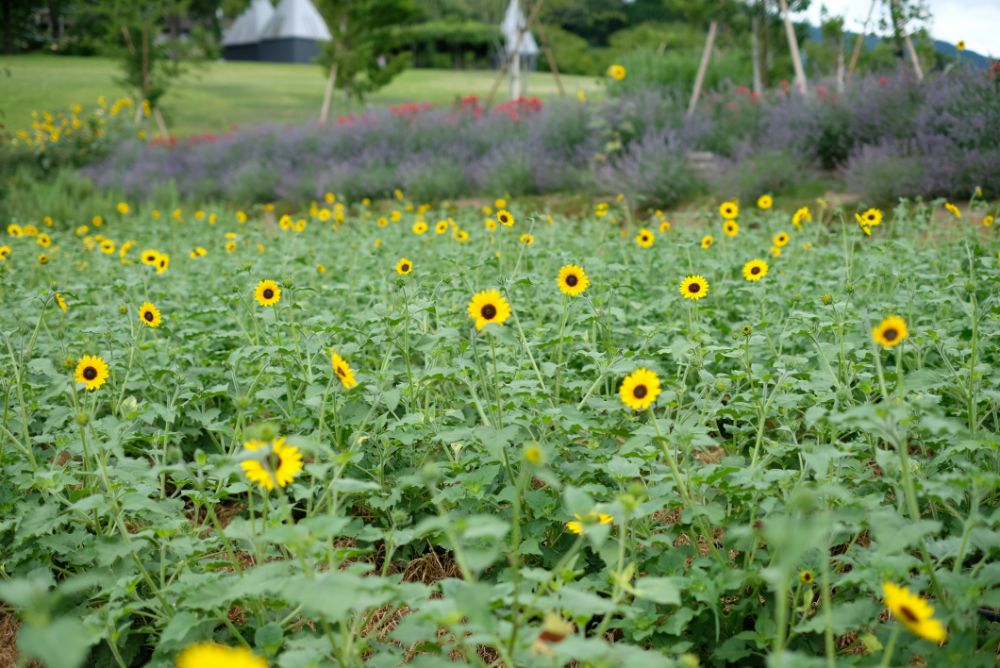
<box><xmin>807</xmin><ymin>26</ymin><xmax>992</xmax><ymax>69</ymax></box>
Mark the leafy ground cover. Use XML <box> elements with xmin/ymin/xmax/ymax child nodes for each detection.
<box><xmin>0</xmin><ymin>194</ymin><xmax>998</xmax><ymax>667</ymax></box>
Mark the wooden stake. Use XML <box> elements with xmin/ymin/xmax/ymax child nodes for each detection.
<box><xmin>778</xmin><ymin>0</ymin><xmax>807</xmax><ymax>94</ymax></box>
<box><xmin>153</xmin><ymin>108</ymin><xmax>169</xmax><ymax>139</ymax></box>
<box><xmin>687</xmin><ymin>20</ymin><xmax>717</xmax><ymax>117</ymax></box>
<box><xmin>319</xmin><ymin>63</ymin><xmax>338</xmax><ymax>125</ymax></box>
<box><xmin>903</xmin><ymin>32</ymin><xmax>924</xmax><ymax>80</ymax></box>
<box><xmin>848</xmin><ymin>0</ymin><xmax>876</xmax><ymax>75</ymax></box>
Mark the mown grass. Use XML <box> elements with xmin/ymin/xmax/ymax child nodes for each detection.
<box><xmin>0</xmin><ymin>55</ymin><xmax>602</xmax><ymax>136</ymax></box>
<box><xmin>0</xmin><ymin>190</ymin><xmax>998</xmax><ymax>667</ymax></box>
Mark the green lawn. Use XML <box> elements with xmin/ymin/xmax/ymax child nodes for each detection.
<box><xmin>0</xmin><ymin>54</ymin><xmax>601</xmax><ymax>136</ymax></box>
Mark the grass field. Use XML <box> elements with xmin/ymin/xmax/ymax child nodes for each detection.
<box><xmin>0</xmin><ymin>55</ymin><xmax>602</xmax><ymax>137</ymax></box>
<box><xmin>0</xmin><ymin>190</ymin><xmax>997</xmax><ymax>666</ymax></box>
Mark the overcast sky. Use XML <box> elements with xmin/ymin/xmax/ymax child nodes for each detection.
<box><xmin>790</xmin><ymin>0</ymin><xmax>998</xmax><ymax>57</ymax></box>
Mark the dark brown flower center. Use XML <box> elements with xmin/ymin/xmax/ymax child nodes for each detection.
<box><xmin>633</xmin><ymin>384</ymin><xmax>648</xmax><ymax>399</ymax></box>
<box><xmin>481</xmin><ymin>304</ymin><xmax>497</xmax><ymax>320</ymax></box>
<box><xmin>144</xmin><ymin>310</ymin><xmax>154</xmax><ymax>321</ymax></box>
<box><xmin>565</xmin><ymin>274</ymin><xmax>578</xmax><ymax>287</ymax></box>
<box><xmin>401</xmin><ymin>263</ymin><xmax>409</xmax><ymax>272</ymax></box>
<box><xmin>751</xmin><ymin>266</ymin><xmax>761</xmax><ymax>275</ymax></box>
<box><xmin>688</xmin><ymin>282</ymin><xmax>700</xmax><ymax>293</ymax></box>
<box><xmin>266</xmin><ymin>452</ymin><xmax>282</xmax><ymax>470</ymax></box>
<box><xmin>500</xmin><ymin>215</ymin><xmax>509</xmax><ymax>223</ymax></box>
<box><xmin>83</xmin><ymin>366</ymin><xmax>97</xmax><ymax>380</ymax></box>
<box><xmin>883</xmin><ymin>327</ymin><xmax>898</xmax><ymax>341</ymax></box>
<box><xmin>898</xmin><ymin>605</ymin><xmax>918</xmax><ymax>623</ymax></box>
<box><xmin>262</xmin><ymin>288</ymin><xmax>274</xmax><ymax>300</ymax></box>
<box><xmin>336</xmin><ymin>365</ymin><xmax>346</xmax><ymax>377</ymax></box>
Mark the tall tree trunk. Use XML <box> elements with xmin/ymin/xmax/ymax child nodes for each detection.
<box><xmin>751</xmin><ymin>15</ymin><xmax>763</xmax><ymax>95</ymax></box>
<box><xmin>319</xmin><ymin>63</ymin><xmax>338</xmax><ymax>125</ymax></box>
<box><xmin>687</xmin><ymin>20</ymin><xmax>717</xmax><ymax>117</ymax></box>
<box><xmin>778</xmin><ymin>0</ymin><xmax>807</xmax><ymax>94</ymax></box>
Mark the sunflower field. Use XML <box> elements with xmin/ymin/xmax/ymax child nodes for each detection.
<box><xmin>0</xmin><ymin>192</ymin><xmax>998</xmax><ymax>668</ymax></box>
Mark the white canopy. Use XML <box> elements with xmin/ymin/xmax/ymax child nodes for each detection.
<box><xmin>222</xmin><ymin>0</ymin><xmax>275</xmax><ymax>46</ymax></box>
<box><xmin>500</xmin><ymin>0</ymin><xmax>539</xmax><ymax>56</ymax></box>
<box><xmin>260</xmin><ymin>0</ymin><xmax>331</xmax><ymax>41</ymax></box>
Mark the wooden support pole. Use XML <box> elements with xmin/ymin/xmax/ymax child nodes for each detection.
<box><xmin>778</xmin><ymin>0</ymin><xmax>807</xmax><ymax>94</ymax></box>
<box><xmin>319</xmin><ymin>63</ymin><xmax>338</xmax><ymax>125</ymax></box>
<box><xmin>903</xmin><ymin>31</ymin><xmax>924</xmax><ymax>80</ymax></box>
<box><xmin>687</xmin><ymin>20</ymin><xmax>717</xmax><ymax>117</ymax></box>
<box><xmin>848</xmin><ymin>0</ymin><xmax>876</xmax><ymax>75</ymax></box>
<box><xmin>485</xmin><ymin>0</ymin><xmax>545</xmax><ymax>109</ymax></box>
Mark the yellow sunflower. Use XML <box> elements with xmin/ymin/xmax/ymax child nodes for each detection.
<box><xmin>494</xmin><ymin>198</ymin><xmax>506</xmax><ymax>209</ymax></box>
<box><xmin>331</xmin><ymin>351</ymin><xmax>358</xmax><ymax>389</ymax></box>
<box><xmin>412</xmin><ymin>221</ymin><xmax>428</xmax><ymax>235</ymax></box>
<box><xmin>0</xmin><ymin>245</ymin><xmax>11</xmax><ymax>260</ymax></box>
<box><xmin>141</xmin><ymin>249</ymin><xmax>161</xmax><ymax>266</ymax></box>
<box><xmin>701</xmin><ymin>235</ymin><xmax>714</xmax><ymax>249</ymax></box>
<box><xmin>566</xmin><ymin>511</ymin><xmax>614</xmax><ymax>534</ymax></box>
<box><xmin>619</xmin><ymin>367</ymin><xmax>661</xmax><ymax>411</ymax></box>
<box><xmin>37</xmin><ymin>233</ymin><xmax>52</xmax><ymax>248</ymax></box>
<box><xmin>557</xmin><ymin>264</ymin><xmax>589</xmax><ymax>296</ymax></box>
<box><xmin>757</xmin><ymin>194</ymin><xmax>773</xmax><ymax>210</ymax></box>
<box><xmin>635</xmin><ymin>228</ymin><xmax>654</xmax><ymax>248</ymax></box>
<box><xmin>856</xmin><ymin>208</ymin><xmax>883</xmax><ymax>230</ymax></box>
<box><xmin>770</xmin><ymin>245</ymin><xmax>782</xmax><ymax>257</ymax></box>
<box><xmin>720</xmin><ymin>201</ymin><xmax>739</xmax><ymax>220</ymax></box>
<box><xmin>54</xmin><ymin>292</ymin><xmax>68</xmax><ymax>313</ymax></box>
<box><xmin>792</xmin><ymin>206</ymin><xmax>812</xmax><ymax>229</ymax></box>
<box><xmin>872</xmin><ymin>315</ymin><xmax>908</xmax><ymax>348</ymax></box>
<box><xmin>467</xmin><ymin>289</ymin><xmax>512</xmax><ymax>330</ymax></box>
<box><xmin>519</xmin><ymin>233</ymin><xmax>535</xmax><ymax>246</ymax></box>
<box><xmin>176</xmin><ymin>643</ymin><xmax>267</xmax><ymax>668</ymax></box>
<box><xmin>254</xmin><ymin>280</ymin><xmax>281</xmax><ymax>307</ymax></box>
<box><xmin>773</xmin><ymin>232</ymin><xmax>790</xmax><ymax>247</ymax></box>
<box><xmin>241</xmin><ymin>437</ymin><xmax>303</xmax><ymax>492</ymax></box>
<box><xmin>607</xmin><ymin>64</ymin><xmax>626</xmax><ymax>80</ymax></box>
<box><xmin>983</xmin><ymin>215</ymin><xmax>994</xmax><ymax>227</ymax></box>
<box><xmin>944</xmin><ymin>202</ymin><xmax>960</xmax><ymax>218</ymax></box>
<box><xmin>799</xmin><ymin>570</ymin><xmax>815</xmax><ymax>585</ymax></box>
<box><xmin>116</xmin><ymin>201</ymin><xmax>130</xmax><ymax>215</ymax></box>
<box><xmin>497</xmin><ymin>209</ymin><xmax>515</xmax><ymax>227</ymax></box>
<box><xmin>74</xmin><ymin>354</ymin><xmax>109</xmax><ymax>391</ymax></box>
<box><xmin>435</xmin><ymin>220</ymin><xmax>449</xmax><ymax>235</ymax></box>
<box><xmin>723</xmin><ymin>220</ymin><xmax>739</xmax><ymax>237</ymax></box>
<box><xmin>395</xmin><ymin>257</ymin><xmax>413</xmax><ymax>275</ymax></box>
<box><xmin>139</xmin><ymin>302</ymin><xmax>161</xmax><ymax>328</ymax></box>
<box><xmin>100</xmin><ymin>239</ymin><xmax>116</xmax><ymax>255</ymax></box>
<box><xmin>679</xmin><ymin>275</ymin><xmax>709</xmax><ymax>301</ymax></box>
<box><xmin>7</xmin><ymin>224</ymin><xmax>23</xmax><ymax>237</ymax></box>
<box><xmin>156</xmin><ymin>254</ymin><xmax>170</xmax><ymax>274</ymax></box>
<box><xmin>882</xmin><ymin>582</ymin><xmax>947</xmax><ymax>643</ymax></box>
<box><xmin>377</xmin><ymin>216</ymin><xmax>388</xmax><ymax>227</ymax></box>
<box><xmin>742</xmin><ymin>259</ymin><xmax>769</xmax><ymax>281</ymax></box>
<box><xmin>659</xmin><ymin>220</ymin><xmax>671</xmax><ymax>233</ymax></box>
<box><xmin>37</xmin><ymin>253</ymin><xmax>49</xmax><ymax>265</ymax></box>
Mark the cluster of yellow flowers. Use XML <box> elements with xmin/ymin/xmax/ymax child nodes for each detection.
<box><xmin>14</xmin><ymin>96</ymin><xmax>149</xmax><ymax>151</ymax></box>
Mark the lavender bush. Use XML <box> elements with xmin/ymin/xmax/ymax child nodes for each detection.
<box><xmin>81</xmin><ymin>67</ymin><xmax>1000</xmax><ymax>206</ymax></box>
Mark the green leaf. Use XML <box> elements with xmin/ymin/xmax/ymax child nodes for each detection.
<box><xmin>18</xmin><ymin>617</ymin><xmax>96</xmax><ymax>668</ymax></box>
<box><xmin>633</xmin><ymin>576</ymin><xmax>681</xmax><ymax>606</ymax></box>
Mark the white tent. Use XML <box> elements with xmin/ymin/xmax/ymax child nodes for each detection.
<box><xmin>256</xmin><ymin>0</ymin><xmax>331</xmax><ymax>63</ymax></box>
<box><xmin>500</xmin><ymin>0</ymin><xmax>539</xmax><ymax>99</ymax></box>
<box><xmin>222</xmin><ymin>0</ymin><xmax>275</xmax><ymax>46</ymax></box>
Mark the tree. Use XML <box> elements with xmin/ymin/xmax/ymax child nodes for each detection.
<box><xmin>316</xmin><ymin>0</ymin><xmax>418</xmax><ymax>123</ymax></box>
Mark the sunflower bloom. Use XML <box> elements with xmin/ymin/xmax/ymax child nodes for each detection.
<box><xmin>156</xmin><ymin>254</ymin><xmax>170</xmax><ymax>274</ymax></box>
<box><xmin>497</xmin><ymin>210</ymin><xmax>515</xmax><ymax>227</ymax></box>
<box><xmin>519</xmin><ymin>233</ymin><xmax>535</xmax><ymax>246</ymax></box>
<box><xmin>742</xmin><ymin>259</ymin><xmax>769</xmax><ymax>282</ymax></box>
<box><xmin>607</xmin><ymin>64</ymin><xmax>626</xmax><ymax>80</ymax></box>
<box><xmin>557</xmin><ymin>264</ymin><xmax>589</xmax><ymax>296</ymax></box>
<box><xmin>241</xmin><ymin>437</ymin><xmax>303</xmax><ymax>492</ymax></box>
<box><xmin>619</xmin><ymin>368</ymin><xmax>661</xmax><ymax>411</ymax></box>
<box><xmin>659</xmin><ymin>220</ymin><xmax>671</xmax><ymax>233</ymax></box>
<box><xmin>679</xmin><ymin>275</ymin><xmax>709</xmax><ymax>301</ymax></box>
<box><xmin>983</xmin><ymin>215</ymin><xmax>994</xmax><ymax>227</ymax></box>
<box><xmin>723</xmin><ymin>220</ymin><xmax>739</xmax><ymax>237</ymax></box>
<box><xmin>944</xmin><ymin>202</ymin><xmax>960</xmax><ymax>218</ymax></box>
<box><xmin>254</xmin><ymin>280</ymin><xmax>280</xmax><ymax>307</ymax></box>
<box><xmin>74</xmin><ymin>355</ymin><xmax>109</xmax><ymax>391</ymax></box>
<box><xmin>792</xmin><ymin>207</ymin><xmax>812</xmax><ymax>230</ymax></box>
<box><xmin>176</xmin><ymin>642</ymin><xmax>267</xmax><ymax>668</ymax></box>
<box><xmin>467</xmin><ymin>290</ymin><xmax>511</xmax><ymax>330</ymax></box>
<box><xmin>773</xmin><ymin>232</ymin><xmax>789</xmax><ymax>247</ymax></box>
<box><xmin>882</xmin><ymin>582</ymin><xmax>947</xmax><ymax>643</ymax></box>
<box><xmin>720</xmin><ymin>201</ymin><xmax>739</xmax><ymax>220</ymax></box>
<box><xmin>331</xmin><ymin>352</ymin><xmax>358</xmax><ymax>389</ymax></box>
<box><xmin>141</xmin><ymin>249</ymin><xmax>161</xmax><ymax>266</ymax></box>
<box><xmin>435</xmin><ymin>220</ymin><xmax>449</xmax><ymax>235</ymax></box>
<box><xmin>54</xmin><ymin>293</ymin><xmax>68</xmax><ymax>313</ymax></box>
<box><xmin>565</xmin><ymin>511</ymin><xmax>614</xmax><ymax>535</ymax></box>
<box><xmin>757</xmin><ymin>194</ymin><xmax>773</xmax><ymax>210</ymax></box>
<box><xmin>139</xmin><ymin>302</ymin><xmax>161</xmax><ymax>328</ymax></box>
<box><xmin>872</xmin><ymin>315</ymin><xmax>908</xmax><ymax>348</ymax></box>
<box><xmin>412</xmin><ymin>221</ymin><xmax>428</xmax><ymax>235</ymax></box>
<box><xmin>799</xmin><ymin>570</ymin><xmax>815</xmax><ymax>585</ymax></box>
<box><xmin>0</xmin><ymin>245</ymin><xmax>11</xmax><ymax>260</ymax></box>
<box><xmin>701</xmin><ymin>235</ymin><xmax>714</xmax><ymax>249</ymax></box>
<box><xmin>395</xmin><ymin>258</ymin><xmax>413</xmax><ymax>275</ymax></box>
<box><xmin>635</xmin><ymin>228</ymin><xmax>654</xmax><ymax>248</ymax></box>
